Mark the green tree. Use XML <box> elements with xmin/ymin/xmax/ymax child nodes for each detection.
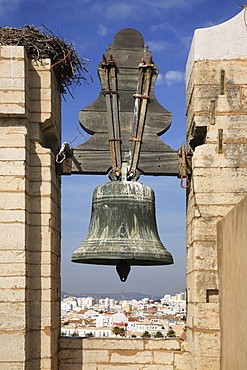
<box><xmin>71</xmin><ymin>332</ymin><xmax>79</xmax><ymax>337</ymax></box>
<box><xmin>154</xmin><ymin>331</ymin><xmax>164</xmax><ymax>338</ymax></box>
<box><xmin>85</xmin><ymin>332</ymin><xmax>94</xmax><ymax>337</ymax></box>
<box><xmin>119</xmin><ymin>328</ymin><xmax>126</xmax><ymax>337</ymax></box>
<box><xmin>167</xmin><ymin>329</ymin><xmax>176</xmax><ymax>338</ymax></box>
<box><xmin>112</xmin><ymin>326</ymin><xmax>121</xmax><ymax>337</ymax></box>
<box><xmin>131</xmin><ymin>334</ymin><xmax>136</xmax><ymax>338</ymax></box>
<box><xmin>142</xmin><ymin>331</ymin><xmax>151</xmax><ymax>338</ymax></box>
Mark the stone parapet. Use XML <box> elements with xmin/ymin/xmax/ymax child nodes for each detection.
<box><xmin>58</xmin><ymin>337</ymin><xmax>190</xmax><ymax>370</ymax></box>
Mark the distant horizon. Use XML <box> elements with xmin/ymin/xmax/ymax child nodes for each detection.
<box><xmin>61</xmin><ymin>290</ymin><xmax>186</xmax><ymax>299</ymax></box>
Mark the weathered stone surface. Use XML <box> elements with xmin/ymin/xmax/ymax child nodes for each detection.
<box><xmin>153</xmin><ymin>351</ymin><xmax>173</xmax><ymax>364</ymax></box>
<box><xmin>174</xmin><ymin>352</ymin><xmax>190</xmax><ymax>370</ymax></box>
<box><xmin>144</xmin><ymin>339</ymin><xmax>181</xmax><ymax>350</ymax></box>
<box><xmin>82</xmin><ymin>338</ymin><xmax>144</xmax><ymax>350</ymax></box>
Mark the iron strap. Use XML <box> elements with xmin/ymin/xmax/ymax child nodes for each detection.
<box><xmin>101</xmin><ymin>54</ymin><xmax>121</xmax><ymax>177</ymax></box>
<box><xmin>129</xmin><ymin>56</ymin><xmax>154</xmax><ymax>177</ymax></box>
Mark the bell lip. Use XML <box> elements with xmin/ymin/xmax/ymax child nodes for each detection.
<box><xmin>71</xmin><ymin>256</ymin><xmax>174</xmax><ymax>266</ymax></box>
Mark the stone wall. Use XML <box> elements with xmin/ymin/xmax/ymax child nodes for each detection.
<box><xmin>0</xmin><ymin>46</ymin><xmax>61</xmax><ymax>369</ymax></box>
<box><xmin>186</xmin><ymin>9</ymin><xmax>247</xmax><ymax>370</ymax></box>
<box><xmin>217</xmin><ymin>195</ymin><xmax>247</xmax><ymax>370</ymax></box>
<box><xmin>59</xmin><ymin>337</ymin><xmax>190</xmax><ymax>370</ymax></box>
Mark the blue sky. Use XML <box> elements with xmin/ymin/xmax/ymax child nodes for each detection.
<box><xmin>1</xmin><ymin>0</ymin><xmax>243</xmax><ymax>296</ymax></box>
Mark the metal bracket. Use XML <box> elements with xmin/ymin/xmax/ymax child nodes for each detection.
<box><xmin>56</xmin><ymin>142</ymin><xmax>73</xmax><ymax>175</ymax></box>
<box><xmin>178</xmin><ymin>145</ymin><xmax>192</xmax><ymax>188</ymax></box>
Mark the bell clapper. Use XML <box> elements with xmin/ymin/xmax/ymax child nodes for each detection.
<box><xmin>116</xmin><ymin>260</ymin><xmax>131</xmax><ymax>282</ymax></box>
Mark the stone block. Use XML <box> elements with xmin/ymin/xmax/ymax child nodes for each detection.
<box><xmin>28</xmin><ymin>87</ymin><xmax>51</xmax><ymax>101</ymax></box>
<box><xmin>59</xmin><ymin>364</ymin><xmax>85</xmax><ymax>370</ymax></box>
<box><xmin>98</xmin><ymin>366</ymin><xmax>140</xmax><ymax>370</ymax></box>
<box><xmin>0</xmin><ymin>161</ymin><xmax>27</xmax><ymax>177</ymax></box>
<box><xmin>29</xmin><ymin>166</ymin><xmax>53</xmax><ymax>182</ymax></box>
<box><xmin>193</xmin><ymin>331</ymin><xmax>220</xmax><ymax>357</ymax></box>
<box><xmin>0</xmin><ymin>102</ymin><xmax>25</xmax><ymax>115</ymax></box>
<box><xmin>59</xmin><ymin>348</ymin><xmax>83</xmax><ymax>363</ymax></box>
<box><xmin>0</xmin><ymin>288</ymin><xmax>25</xmax><ymax>302</ymax></box>
<box><xmin>195</xmin><ymin>204</ymin><xmax>233</xmax><ymax>219</ymax></box>
<box><xmin>0</xmin><ymin>90</ymin><xmax>25</xmax><ymax>105</ymax></box>
<box><xmin>83</xmin><ymin>349</ymin><xmax>110</xmax><ymax>363</ymax></box>
<box><xmin>0</xmin><ymin>224</ymin><xmax>26</xmax><ymax>246</ymax></box>
<box><xmin>0</xmin><ymin>191</ymin><xmax>26</xmax><ymax>210</ymax></box>
<box><xmin>0</xmin><ymin>209</ymin><xmax>26</xmax><ymax>223</ymax></box>
<box><xmin>190</xmin><ymin>191</ymin><xmax>244</xmax><ymax>206</ymax></box>
<box><xmin>192</xmin><ymin>217</ymin><xmax>219</xmax><ymax>242</ymax></box>
<box><xmin>153</xmin><ymin>351</ymin><xmax>173</xmax><ymax>364</ymax></box>
<box><xmin>218</xmin><ymin>85</ymin><xmax>241</xmax><ymax>112</ymax></box>
<box><xmin>0</xmin><ymin>249</ymin><xmax>26</xmax><ymax>266</ymax></box>
<box><xmin>0</xmin><ymin>58</ymin><xmax>25</xmax><ymax>78</ymax></box>
<box><xmin>0</xmin><ymin>45</ymin><xmax>25</xmax><ymax>59</ymax></box>
<box><xmin>59</xmin><ymin>365</ymin><xmax>84</xmax><ymax>370</ymax></box>
<box><xmin>0</xmin><ymin>363</ymin><xmax>25</xmax><ymax>370</ymax></box>
<box><xmin>0</xmin><ymin>276</ymin><xmax>26</xmax><ymax>289</ymax></box>
<box><xmin>191</xmin><ymin>241</ymin><xmax>217</xmax><ymax>271</ymax></box>
<box><xmin>29</xmin><ymin>69</ymin><xmax>51</xmax><ymax>89</ymax></box>
<box><xmin>31</xmin><ymin>196</ymin><xmax>52</xmax><ymax>214</ymax></box>
<box><xmin>0</xmin><ymin>262</ymin><xmax>26</xmax><ymax>276</ymax></box>
<box><xmin>110</xmin><ymin>350</ymin><xmax>153</xmax><ymax>364</ymax></box>
<box><xmin>187</xmin><ymin>271</ymin><xmax>218</xmax><ymax>303</ymax></box>
<box><xmin>0</xmin><ymin>76</ymin><xmax>24</xmax><ymax>91</ymax></box>
<box><xmin>194</xmin><ymin>303</ymin><xmax>220</xmax><ymax>330</ymax></box>
<box><xmin>192</xmin><ymin>142</ymin><xmax>240</xmax><ymax>168</ymax></box>
<box><xmin>144</xmin><ymin>339</ymin><xmax>181</xmax><ymax>350</ymax></box>
<box><xmin>186</xmin><ymin>303</ymin><xmax>194</xmax><ymax>327</ymax></box>
<box><xmin>0</xmin><ymin>302</ymin><xmax>26</xmax><ymax>330</ymax></box>
<box><xmin>30</xmin><ymin>153</ymin><xmax>52</xmax><ymax>168</ymax></box>
<box><xmin>193</xmin><ymin>85</ymin><xmax>219</xmax><ymax>111</ymax></box>
<box><xmin>29</xmin><ymin>181</ymin><xmax>52</xmax><ymax>197</ymax></box>
<box><xmin>0</xmin><ymin>332</ymin><xmax>25</xmax><ymax>362</ymax></box>
<box><xmin>194</xmin><ymin>355</ymin><xmax>220</xmax><ymax>370</ymax></box>
<box><xmin>31</xmin><ymin>58</ymin><xmax>51</xmax><ymax>71</ymax></box>
<box><xmin>193</xmin><ymin>171</ymin><xmax>247</xmax><ymax>194</ymax></box>
<box><xmin>174</xmin><ymin>352</ymin><xmax>190</xmax><ymax>370</ymax></box>
<box><xmin>82</xmin><ymin>338</ymin><xmax>144</xmax><ymax>350</ymax></box>
<box><xmin>0</xmin><ymin>176</ymin><xmax>26</xmax><ymax>192</ymax></box>
<box><xmin>0</xmin><ymin>147</ymin><xmax>27</xmax><ymax>161</ymax></box>
<box><xmin>59</xmin><ymin>337</ymin><xmax>83</xmax><ymax>350</ymax></box>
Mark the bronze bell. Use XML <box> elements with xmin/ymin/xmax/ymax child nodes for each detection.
<box><xmin>71</xmin><ymin>180</ymin><xmax>173</xmax><ymax>281</ymax></box>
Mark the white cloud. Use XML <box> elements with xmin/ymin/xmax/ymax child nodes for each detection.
<box><xmin>144</xmin><ymin>0</ymin><xmax>185</xmax><ymax>9</ymax></box>
<box><xmin>147</xmin><ymin>40</ymin><xmax>171</xmax><ymax>52</ymax></box>
<box><xmin>93</xmin><ymin>2</ymin><xmax>138</xmax><ymax>20</ymax></box>
<box><xmin>105</xmin><ymin>3</ymin><xmax>137</xmax><ymax>19</ymax></box>
<box><xmin>144</xmin><ymin>0</ymin><xmax>204</xmax><ymax>9</ymax></box>
<box><xmin>97</xmin><ymin>24</ymin><xmax>109</xmax><ymax>36</ymax></box>
<box><xmin>0</xmin><ymin>0</ymin><xmax>21</xmax><ymax>16</ymax></box>
<box><xmin>156</xmin><ymin>70</ymin><xmax>185</xmax><ymax>86</ymax></box>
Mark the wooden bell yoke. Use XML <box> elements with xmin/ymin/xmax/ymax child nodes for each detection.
<box><xmin>59</xmin><ymin>28</ymin><xmax>184</xmax><ymax>179</ymax></box>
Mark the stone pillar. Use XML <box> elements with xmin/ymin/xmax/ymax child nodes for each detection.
<box><xmin>186</xmin><ymin>9</ymin><xmax>247</xmax><ymax>370</ymax></box>
<box><xmin>0</xmin><ymin>46</ymin><xmax>61</xmax><ymax>369</ymax></box>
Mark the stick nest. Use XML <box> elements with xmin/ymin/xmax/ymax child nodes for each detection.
<box><xmin>0</xmin><ymin>25</ymin><xmax>92</xmax><ymax>95</ymax></box>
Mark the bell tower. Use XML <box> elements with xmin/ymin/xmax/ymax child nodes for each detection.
<box><xmin>186</xmin><ymin>9</ymin><xmax>247</xmax><ymax>370</ymax></box>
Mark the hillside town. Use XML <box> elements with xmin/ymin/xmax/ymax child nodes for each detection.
<box><xmin>61</xmin><ymin>292</ymin><xmax>186</xmax><ymax>339</ymax></box>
